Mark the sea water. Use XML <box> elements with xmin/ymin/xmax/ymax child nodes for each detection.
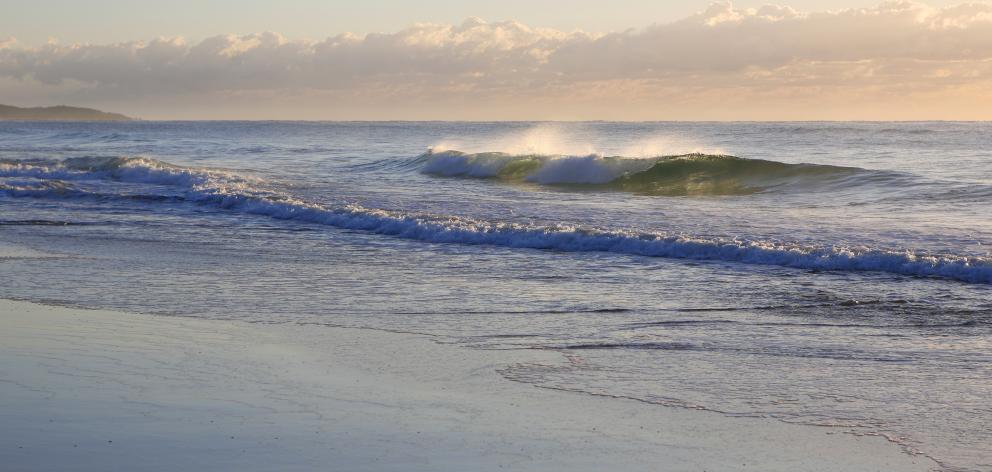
<box><xmin>1</xmin><ymin>121</ymin><xmax>990</xmax><ymax>471</ymax></box>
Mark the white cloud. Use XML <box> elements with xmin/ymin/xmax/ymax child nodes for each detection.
<box><xmin>3</xmin><ymin>1</ymin><xmax>992</xmax><ymax>119</ymax></box>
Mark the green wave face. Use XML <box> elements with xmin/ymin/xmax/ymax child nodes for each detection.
<box><xmin>612</xmin><ymin>154</ymin><xmax>860</xmax><ymax>196</ymax></box>
<box><xmin>495</xmin><ymin>157</ymin><xmax>544</xmax><ymax>180</ymax></box>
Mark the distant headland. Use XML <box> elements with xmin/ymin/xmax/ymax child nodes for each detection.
<box><xmin>0</xmin><ymin>104</ymin><xmax>133</xmax><ymax>121</ymax></box>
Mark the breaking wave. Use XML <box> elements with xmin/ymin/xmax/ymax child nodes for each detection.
<box><xmin>2</xmin><ymin>156</ymin><xmax>989</xmax><ymax>284</ymax></box>
<box><xmin>419</xmin><ymin>150</ymin><xmax>885</xmax><ymax>196</ymax></box>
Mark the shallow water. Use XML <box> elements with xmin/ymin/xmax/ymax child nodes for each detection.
<box><xmin>1</xmin><ymin>121</ymin><xmax>990</xmax><ymax>470</ymax></box>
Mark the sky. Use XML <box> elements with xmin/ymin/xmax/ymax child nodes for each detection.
<box><xmin>4</xmin><ymin>0</ymin><xmax>971</xmax><ymax>46</ymax></box>
<box><xmin>2</xmin><ymin>0</ymin><xmax>992</xmax><ymax>120</ymax></box>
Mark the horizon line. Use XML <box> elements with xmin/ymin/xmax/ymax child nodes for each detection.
<box><xmin>6</xmin><ymin>118</ymin><xmax>992</xmax><ymax>124</ymax></box>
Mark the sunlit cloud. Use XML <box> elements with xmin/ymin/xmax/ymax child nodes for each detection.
<box><xmin>2</xmin><ymin>1</ymin><xmax>992</xmax><ymax>119</ymax></box>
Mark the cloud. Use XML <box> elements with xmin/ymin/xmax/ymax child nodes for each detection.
<box><xmin>549</xmin><ymin>1</ymin><xmax>992</xmax><ymax>77</ymax></box>
<box><xmin>3</xmin><ymin>1</ymin><xmax>992</xmax><ymax>119</ymax></box>
<box><xmin>0</xmin><ymin>19</ymin><xmax>584</xmax><ymax>94</ymax></box>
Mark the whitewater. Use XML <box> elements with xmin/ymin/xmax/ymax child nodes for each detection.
<box><xmin>1</xmin><ymin>121</ymin><xmax>990</xmax><ymax>471</ymax></box>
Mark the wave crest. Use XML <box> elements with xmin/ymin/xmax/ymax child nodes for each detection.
<box><xmin>420</xmin><ymin>150</ymin><xmax>869</xmax><ymax>196</ymax></box>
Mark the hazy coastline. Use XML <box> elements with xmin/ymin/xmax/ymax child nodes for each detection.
<box><xmin>0</xmin><ymin>104</ymin><xmax>132</xmax><ymax>122</ymax></box>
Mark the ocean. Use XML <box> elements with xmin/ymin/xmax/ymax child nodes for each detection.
<box><xmin>1</xmin><ymin>121</ymin><xmax>990</xmax><ymax>471</ymax></box>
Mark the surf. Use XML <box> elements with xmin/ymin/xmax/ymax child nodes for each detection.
<box><xmin>2</xmin><ymin>156</ymin><xmax>989</xmax><ymax>284</ymax></box>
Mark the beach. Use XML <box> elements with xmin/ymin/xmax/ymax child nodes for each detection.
<box><xmin>2</xmin><ymin>120</ymin><xmax>988</xmax><ymax>470</ymax></box>
<box><xmin>0</xmin><ymin>298</ymin><xmax>935</xmax><ymax>471</ymax></box>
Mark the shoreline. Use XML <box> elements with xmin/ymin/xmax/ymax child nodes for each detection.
<box><xmin>0</xmin><ymin>298</ymin><xmax>937</xmax><ymax>471</ymax></box>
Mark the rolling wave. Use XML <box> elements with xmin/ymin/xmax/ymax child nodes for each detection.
<box><xmin>2</xmin><ymin>156</ymin><xmax>259</xmax><ymax>188</ymax></box>
<box><xmin>419</xmin><ymin>150</ymin><xmax>878</xmax><ymax>196</ymax></box>
<box><xmin>2</xmin><ymin>156</ymin><xmax>989</xmax><ymax>284</ymax></box>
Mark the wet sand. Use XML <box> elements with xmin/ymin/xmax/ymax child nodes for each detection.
<box><xmin>0</xmin><ymin>299</ymin><xmax>935</xmax><ymax>471</ymax></box>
